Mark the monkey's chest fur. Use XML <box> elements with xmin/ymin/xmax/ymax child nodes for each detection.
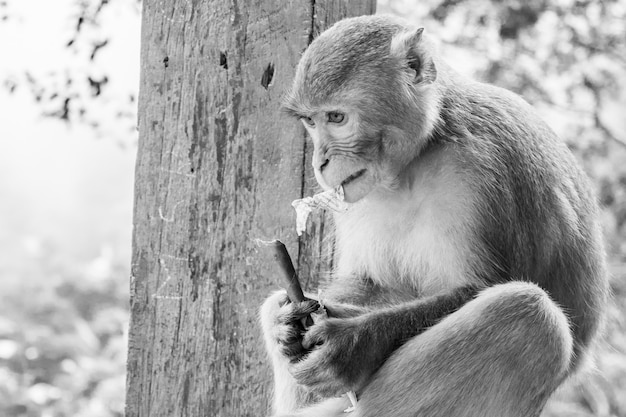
<box><xmin>333</xmin><ymin>157</ymin><xmax>480</xmax><ymax>297</ymax></box>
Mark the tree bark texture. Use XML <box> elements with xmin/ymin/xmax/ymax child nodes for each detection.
<box><xmin>126</xmin><ymin>1</ymin><xmax>376</xmax><ymax>416</ymax></box>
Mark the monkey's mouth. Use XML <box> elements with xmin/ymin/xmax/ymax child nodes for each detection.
<box><xmin>341</xmin><ymin>169</ymin><xmax>367</xmax><ymax>187</ymax></box>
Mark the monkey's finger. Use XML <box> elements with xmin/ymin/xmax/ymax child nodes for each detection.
<box><xmin>292</xmin><ymin>299</ymin><xmax>320</xmax><ymax>316</ymax></box>
<box><xmin>301</xmin><ymin>325</ymin><xmax>326</xmax><ymax>350</ymax></box>
<box><xmin>291</xmin><ymin>357</ymin><xmax>326</xmax><ymax>385</ymax></box>
<box><xmin>276</xmin><ymin>291</ymin><xmax>290</xmax><ymax>307</ymax></box>
<box><xmin>278</xmin><ymin>300</ymin><xmax>320</xmax><ymax>324</ymax></box>
<box><xmin>280</xmin><ymin>341</ymin><xmax>308</xmax><ymax>362</ymax></box>
<box><xmin>275</xmin><ymin>324</ymin><xmax>300</xmax><ymax>344</ymax></box>
<box><xmin>292</xmin><ymin>361</ymin><xmax>344</xmax><ymax>396</ymax></box>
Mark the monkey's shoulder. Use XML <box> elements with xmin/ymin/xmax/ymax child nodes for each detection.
<box><xmin>439</xmin><ymin>77</ymin><xmax>554</xmax><ymax>143</ymax></box>
<box><xmin>434</xmin><ymin>75</ymin><xmax>584</xmax><ymax>185</ymax></box>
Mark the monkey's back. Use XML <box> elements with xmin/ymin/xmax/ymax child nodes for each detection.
<box><xmin>436</xmin><ymin>73</ymin><xmax>608</xmax><ymax>367</ymax></box>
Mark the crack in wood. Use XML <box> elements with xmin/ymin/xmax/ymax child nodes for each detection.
<box><xmin>261</xmin><ymin>62</ymin><xmax>274</xmax><ymax>89</ymax></box>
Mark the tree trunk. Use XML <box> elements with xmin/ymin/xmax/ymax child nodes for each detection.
<box><xmin>126</xmin><ymin>1</ymin><xmax>376</xmax><ymax>416</ymax></box>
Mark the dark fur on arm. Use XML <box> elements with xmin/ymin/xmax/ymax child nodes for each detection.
<box><xmin>369</xmin><ymin>285</ymin><xmax>480</xmax><ymax>347</ymax></box>
<box><xmin>297</xmin><ymin>285</ymin><xmax>480</xmax><ymax>395</ymax></box>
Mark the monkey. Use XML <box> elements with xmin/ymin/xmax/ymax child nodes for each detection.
<box><xmin>260</xmin><ymin>14</ymin><xmax>608</xmax><ymax>417</ymax></box>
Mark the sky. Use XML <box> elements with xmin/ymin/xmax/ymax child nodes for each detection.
<box><xmin>0</xmin><ymin>0</ymin><xmax>140</xmax><ymax>273</ymax></box>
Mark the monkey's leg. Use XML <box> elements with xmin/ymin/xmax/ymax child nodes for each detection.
<box><xmin>283</xmin><ymin>282</ymin><xmax>572</xmax><ymax>417</ymax></box>
<box><xmin>356</xmin><ymin>281</ymin><xmax>573</xmax><ymax>417</ymax></box>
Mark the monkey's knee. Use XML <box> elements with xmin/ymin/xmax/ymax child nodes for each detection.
<box><xmin>458</xmin><ymin>281</ymin><xmax>574</xmax><ymax>411</ymax></box>
<box><xmin>359</xmin><ymin>282</ymin><xmax>573</xmax><ymax>417</ymax></box>
<box><xmin>476</xmin><ymin>282</ymin><xmax>573</xmax><ymax>376</ymax></box>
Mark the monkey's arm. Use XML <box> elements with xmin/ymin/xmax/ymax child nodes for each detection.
<box><xmin>290</xmin><ymin>285</ymin><xmax>479</xmax><ymax>396</ymax></box>
<box><xmin>359</xmin><ymin>284</ymin><xmax>480</xmax><ymax>344</ymax></box>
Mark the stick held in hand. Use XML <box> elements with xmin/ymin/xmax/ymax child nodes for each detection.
<box><xmin>256</xmin><ymin>239</ymin><xmax>306</xmax><ymax>302</ymax></box>
<box><xmin>270</xmin><ymin>240</ymin><xmax>306</xmax><ymax>302</ymax></box>
<box><xmin>257</xmin><ymin>238</ymin><xmax>314</xmax><ymax>328</ymax></box>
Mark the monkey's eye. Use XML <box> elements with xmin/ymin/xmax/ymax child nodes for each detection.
<box><xmin>301</xmin><ymin>116</ymin><xmax>315</xmax><ymax>127</ymax></box>
<box><xmin>327</xmin><ymin>112</ymin><xmax>345</xmax><ymax>124</ymax></box>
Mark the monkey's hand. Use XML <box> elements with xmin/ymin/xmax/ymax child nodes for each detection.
<box><xmin>289</xmin><ymin>286</ymin><xmax>480</xmax><ymax>396</ymax></box>
<box><xmin>261</xmin><ymin>291</ymin><xmax>321</xmax><ymax>363</ymax></box>
<box><xmin>289</xmin><ymin>314</ymin><xmax>388</xmax><ymax>397</ymax></box>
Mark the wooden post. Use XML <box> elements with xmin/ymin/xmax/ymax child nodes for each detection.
<box><xmin>126</xmin><ymin>1</ymin><xmax>376</xmax><ymax>416</ymax></box>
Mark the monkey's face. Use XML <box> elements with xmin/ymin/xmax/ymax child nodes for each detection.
<box><xmin>300</xmin><ymin>108</ymin><xmax>410</xmax><ymax>203</ymax></box>
<box><xmin>283</xmin><ymin>16</ymin><xmax>439</xmax><ymax>202</ymax></box>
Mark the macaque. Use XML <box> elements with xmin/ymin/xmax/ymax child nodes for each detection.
<box><xmin>260</xmin><ymin>15</ymin><xmax>608</xmax><ymax>417</ymax></box>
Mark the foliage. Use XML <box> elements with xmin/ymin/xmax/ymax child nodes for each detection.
<box><xmin>0</xmin><ymin>0</ymin><xmax>140</xmax><ymax>138</ymax></box>
<box><xmin>0</xmin><ymin>245</ymin><xmax>128</xmax><ymax>417</ymax></box>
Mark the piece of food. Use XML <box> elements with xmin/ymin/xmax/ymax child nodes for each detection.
<box><xmin>344</xmin><ymin>391</ymin><xmax>358</xmax><ymax>413</ymax></box>
<box><xmin>292</xmin><ymin>186</ymin><xmax>349</xmax><ymax>236</ymax></box>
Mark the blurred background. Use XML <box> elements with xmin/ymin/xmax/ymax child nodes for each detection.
<box><xmin>0</xmin><ymin>0</ymin><xmax>624</xmax><ymax>416</ymax></box>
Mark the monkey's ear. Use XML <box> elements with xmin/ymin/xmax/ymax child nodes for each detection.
<box><xmin>390</xmin><ymin>28</ymin><xmax>437</xmax><ymax>85</ymax></box>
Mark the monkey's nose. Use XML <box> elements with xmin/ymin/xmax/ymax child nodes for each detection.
<box><xmin>319</xmin><ymin>158</ymin><xmax>330</xmax><ymax>172</ymax></box>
